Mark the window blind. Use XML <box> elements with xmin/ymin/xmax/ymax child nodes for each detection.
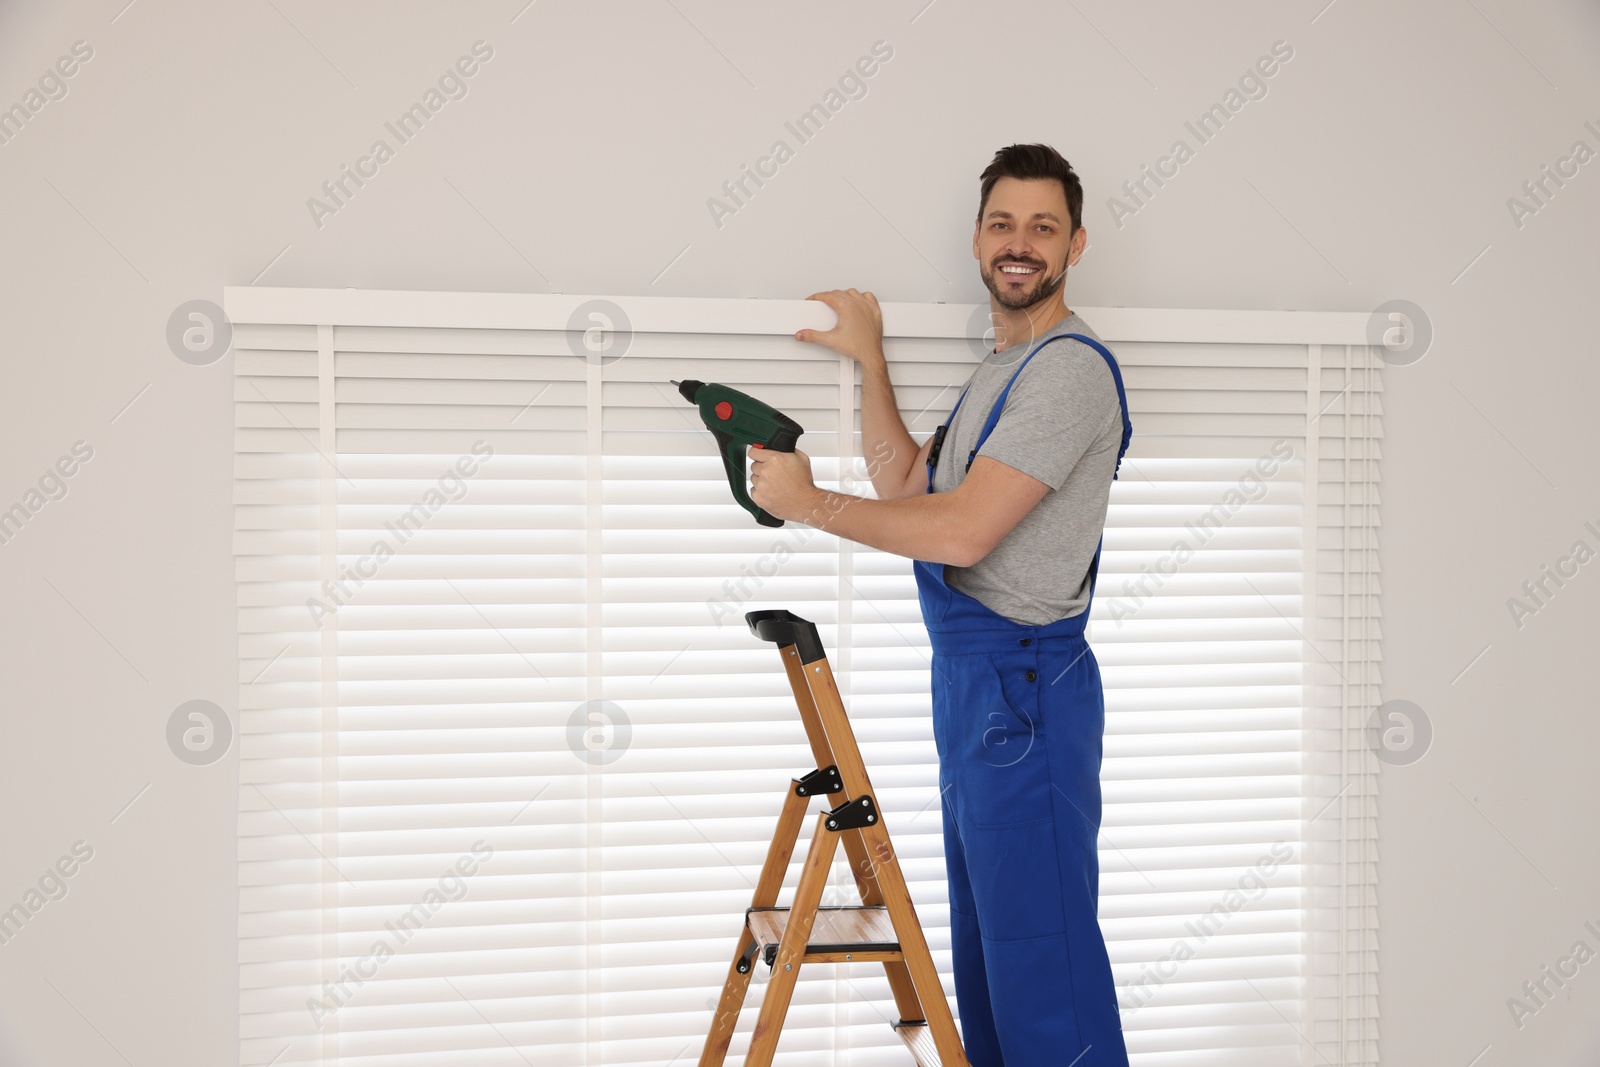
<box><xmin>228</xmin><ymin>288</ymin><xmax>1382</xmax><ymax>1067</ymax></box>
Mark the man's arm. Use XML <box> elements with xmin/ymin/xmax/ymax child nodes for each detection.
<box><xmin>857</xmin><ymin>355</ymin><xmax>924</xmax><ymax>500</ymax></box>
<box><xmin>793</xmin><ymin>290</ymin><xmax>930</xmax><ymax>500</ymax></box>
<box><xmin>799</xmin><ymin>455</ymin><xmax>1049</xmax><ymax>566</ymax></box>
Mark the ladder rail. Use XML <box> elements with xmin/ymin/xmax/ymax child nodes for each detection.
<box><xmin>697</xmin><ymin>784</ymin><xmax>811</xmax><ymax>1067</ymax></box>
<box><xmin>801</xmin><ymin>654</ymin><xmax>967</xmax><ymax>1065</ymax></box>
<box><xmin>742</xmin><ymin>812</ymin><xmax>840</xmax><ymax>1067</ymax></box>
<box><xmin>777</xmin><ymin>644</ymin><xmax>929</xmax><ymax>1025</ymax></box>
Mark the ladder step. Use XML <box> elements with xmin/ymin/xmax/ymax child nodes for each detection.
<box><xmin>894</xmin><ymin>1021</ymin><xmax>942</xmax><ymax>1067</ymax></box>
<box><xmin>747</xmin><ymin>905</ymin><xmax>901</xmax><ymax>964</ymax></box>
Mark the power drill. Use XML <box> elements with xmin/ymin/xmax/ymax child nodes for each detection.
<box><xmin>673</xmin><ymin>380</ymin><xmax>804</xmax><ymax>528</ymax></box>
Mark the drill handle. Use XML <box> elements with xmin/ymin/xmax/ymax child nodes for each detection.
<box><xmin>713</xmin><ymin>427</ymin><xmax>795</xmax><ymax>528</ymax></box>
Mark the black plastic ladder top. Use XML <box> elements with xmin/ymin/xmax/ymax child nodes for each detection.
<box><xmin>744</xmin><ymin>609</ymin><xmax>827</xmax><ymax>665</ymax></box>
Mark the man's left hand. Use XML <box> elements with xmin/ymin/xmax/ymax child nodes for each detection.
<box><xmin>748</xmin><ymin>445</ymin><xmax>819</xmax><ymax>523</ymax></box>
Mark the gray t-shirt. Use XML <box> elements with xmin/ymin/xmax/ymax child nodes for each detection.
<box><xmin>928</xmin><ymin>312</ymin><xmax>1124</xmax><ymax>626</ymax></box>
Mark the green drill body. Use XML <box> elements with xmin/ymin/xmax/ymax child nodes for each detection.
<box><xmin>674</xmin><ymin>379</ymin><xmax>804</xmax><ymax>528</ymax></box>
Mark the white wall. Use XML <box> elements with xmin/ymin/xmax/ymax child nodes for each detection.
<box><xmin>1</xmin><ymin>1</ymin><xmax>1597</xmax><ymax>1064</ymax></box>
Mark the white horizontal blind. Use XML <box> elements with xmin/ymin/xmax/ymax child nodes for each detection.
<box><xmin>229</xmin><ymin>289</ymin><xmax>1382</xmax><ymax>1067</ymax></box>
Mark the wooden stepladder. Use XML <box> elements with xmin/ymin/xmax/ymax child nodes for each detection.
<box><xmin>698</xmin><ymin>609</ymin><xmax>969</xmax><ymax>1067</ymax></box>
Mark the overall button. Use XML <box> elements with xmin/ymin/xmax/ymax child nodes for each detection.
<box><xmin>1025</xmin><ymin>670</ymin><xmax>1037</xmax><ymax>682</ymax></box>
<box><xmin>1019</xmin><ymin>637</ymin><xmax>1032</xmax><ymax>647</ymax></box>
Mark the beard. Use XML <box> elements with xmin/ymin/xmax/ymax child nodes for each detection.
<box><xmin>981</xmin><ymin>257</ymin><xmax>1066</xmax><ymax>310</ymax></box>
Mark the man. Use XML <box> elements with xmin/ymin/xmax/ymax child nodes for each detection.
<box><xmin>749</xmin><ymin>143</ymin><xmax>1132</xmax><ymax>1067</ymax></box>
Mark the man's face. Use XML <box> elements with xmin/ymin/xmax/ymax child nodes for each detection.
<box><xmin>972</xmin><ymin>176</ymin><xmax>1083</xmax><ymax>311</ymax></box>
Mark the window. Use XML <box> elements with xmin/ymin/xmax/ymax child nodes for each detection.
<box><xmin>230</xmin><ymin>289</ymin><xmax>1382</xmax><ymax>1066</ymax></box>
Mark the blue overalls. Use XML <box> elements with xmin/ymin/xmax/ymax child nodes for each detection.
<box><xmin>914</xmin><ymin>333</ymin><xmax>1133</xmax><ymax>1067</ymax></box>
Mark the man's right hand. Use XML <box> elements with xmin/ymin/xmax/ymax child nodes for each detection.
<box><xmin>795</xmin><ymin>289</ymin><xmax>884</xmax><ymax>364</ymax></box>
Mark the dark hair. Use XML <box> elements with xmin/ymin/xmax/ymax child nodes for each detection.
<box><xmin>976</xmin><ymin>143</ymin><xmax>1083</xmax><ymax>236</ymax></box>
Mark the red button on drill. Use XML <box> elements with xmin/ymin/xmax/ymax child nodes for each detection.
<box><xmin>715</xmin><ymin>401</ymin><xmax>733</xmax><ymax>420</ymax></box>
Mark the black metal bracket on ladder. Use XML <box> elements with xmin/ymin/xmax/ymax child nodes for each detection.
<box><xmin>794</xmin><ymin>765</ymin><xmax>843</xmax><ymax>798</ymax></box>
<box><xmin>825</xmin><ymin>794</ymin><xmax>878</xmax><ymax>831</ymax></box>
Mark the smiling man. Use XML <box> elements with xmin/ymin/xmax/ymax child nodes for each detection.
<box><xmin>749</xmin><ymin>143</ymin><xmax>1133</xmax><ymax>1066</ymax></box>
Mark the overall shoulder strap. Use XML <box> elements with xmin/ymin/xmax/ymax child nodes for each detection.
<box><xmin>927</xmin><ymin>330</ymin><xmax>1137</xmax><ymax>488</ymax></box>
<box><xmin>1059</xmin><ymin>333</ymin><xmax>1133</xmax><ymax>481</ymax></box>
<box><xmin>968</xmin><ymin>332</ymin><xmax>1134</xmax><ymax>479</ymax></box>
<box><xmin>965</xmin><ymin>335</ymin><xmax>1053</xmax><ymax>469</ymax></box>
